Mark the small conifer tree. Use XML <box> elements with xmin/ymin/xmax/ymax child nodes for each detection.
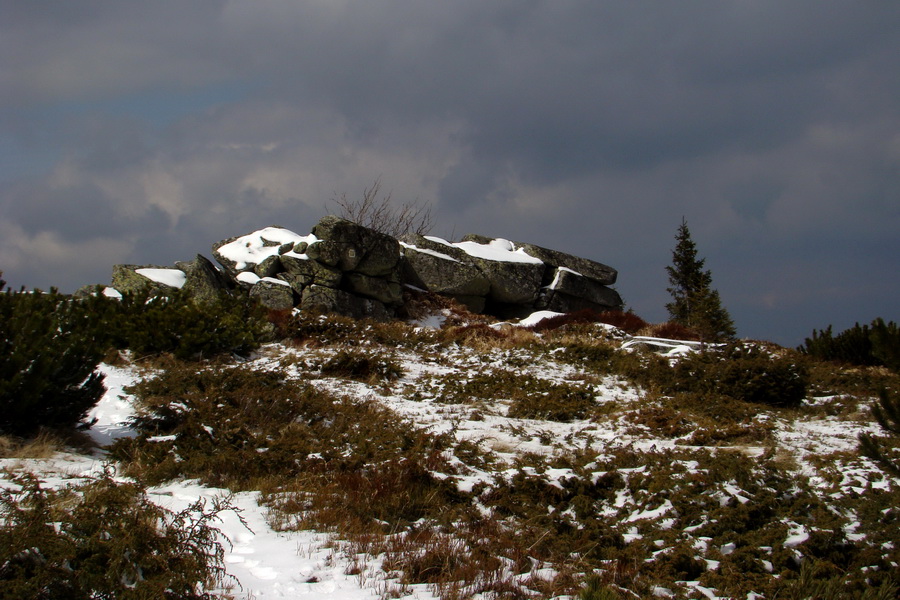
<box><xmin>665</xmin><ymin>219</ymin><xmax>736</xmax><ymax>342</ymax></box>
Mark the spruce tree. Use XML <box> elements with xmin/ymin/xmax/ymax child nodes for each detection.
<box><xmin>665</xmin><ymin>219</ymin><xmax>736</xmax><ymax>342</ymax></box>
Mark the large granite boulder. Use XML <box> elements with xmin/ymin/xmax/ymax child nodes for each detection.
<box><xmin>400</xmin><ymin>235</ymin><xmax>491</xmax><ymax>297</ymax></box>
<box><xmin>537</xmin><ymin>268</ymin><xmax>623</xmax><ymax>312</ymax></box>
<box><xmin>249</xmin><ymin>278</ymin><xmax>295</xmax><ymax>310</ymax></box>
<box><xmin>280</xmin><ymin>254</ymin><xmax>343</xmax><ymax>289</ymax></box>
<box><xmin>212</xmin><ymin>226</ymin><xmax>312</xmax><ymax>278</ymax></box>
<box><xmin>300</xmin><ymin>284</ymin><xmax>392</xmax><ymax>321</ymax></box>
<box><xmin>455</xmin><ymin>236</ymin><xmax>546</xmax><ymax>305</ymax></box>
<box><xmin>345</xmin><ymin>272</ymin><xmax>403</xmax><ymax>305</ymax></box>
<box><xmin>518</xmin><ymin>243</ymin><xmax>617</xmax><ymax>286</ymax></box>
<box><xmin>148</xmin><ymin>217</ymin><xmax>624</xmax><ymax>321</ymax></box>
<box><xmin>175</xmin><ymin>255</ymin><xmax>233</xmax><ymax>303</ymax></box>
<box><xmin>312</xmin><ymin>216</ymin><xmax>401</xmax><ymax>277</ymax></box>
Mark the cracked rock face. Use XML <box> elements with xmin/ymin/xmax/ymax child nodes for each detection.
<box><xmin>108</xmin><ymin>216</ymin><xmax>622</xmax><ymax>320</ymax></box>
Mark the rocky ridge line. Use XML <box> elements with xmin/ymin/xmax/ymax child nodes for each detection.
<box><xmin>102</xmin><ymin>216</ymin><xmax>623</xmax><ymax>320</ymax></box>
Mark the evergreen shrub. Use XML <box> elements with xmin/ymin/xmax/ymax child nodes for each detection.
<box><xmin>0</xmin><ymin>278</ymin><xmax>108</xmax><ymax>435</ymax></box>
<box><xmin>667</xmin><ymin>344</ymin><xmax>808</xmax><ymax>408</ymax></box>
<box><xmin>318</xmin><ymin>349</ymin><xmax>405</xmax><ymax>383</ymax></box>
<box><xmin>108</xmin><ymin>289</ymin><xmax>269</xmax><ymax>360</ymax></box>
<box><xmin>0</xmin><ymin>472</ymin><xmax>232</xmax><ymax>599</ymax></box>
<box><xmin>800</xmin><ymin>318</ymin><xmax>900</xmax><ymax>373</ymax></box>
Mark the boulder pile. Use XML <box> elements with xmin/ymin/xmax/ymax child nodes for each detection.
<box><xmin>106</xmin><ymin>216</ymin><xmax>623</xmax><ymax>320</ymax></box>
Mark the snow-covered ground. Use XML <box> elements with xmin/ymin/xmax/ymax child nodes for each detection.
<box><xmin>1</xmin><ymin>317</ymin><xmax>896</xmax><ymax>599</ymax></box>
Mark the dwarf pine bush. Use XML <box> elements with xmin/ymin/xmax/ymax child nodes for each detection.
<box><xmin>108</xmin><ymin>289</ymin><xmax>269</xmax><ymax>360</ymax></box>
<box><xmin>0</xmin><ymin>278</ymin><xmax>109</xmax><ymax>435</ymax></box>
<box><xmin>0</xmin><ymin>472</ymin><xmax>232</xmax><ymax>599</ymax></box>
<box><xmin>667</xmin><ymin>344</ymin><xmax>808</xmax><ymax>408</ymax></box>
<box><xmin>801</xmin><ymin>318</ymin><xmax>900</xmax><ymax>373</ymax></box>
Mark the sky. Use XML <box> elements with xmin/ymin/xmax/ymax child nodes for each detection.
<box><xmin>2</xmin><ymin>1</ymin><xmax>898</xmax><ymax>347</ymax></box>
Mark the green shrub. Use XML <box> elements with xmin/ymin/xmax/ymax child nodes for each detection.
<box><xmin>800</xmin><ymin>318</ymin><xmax>900</xmax><ymax>373</ymax></box>
<box><xmin>318</xmin><ymin>348</ymin><xmax>404</xmax><ymax>383</ymax></box>
<box><xmin>0</xmin><ymin>472</ymin><xmax>232</xmax><ymax>599</ymax></box>
<box><xmin>108</xmin><ymin>289</ymin><xmax>268</xmax><ymax>360</ymax></box>
<box><xmin>428</xmin><ymin>369</ymin><xmax>596</xmax><ymax>422</ymax></box>
<box><xmin>668</xmin><ymin>344</ymin><xmax>808</xmax><ymax>407</ymax></box>
<box><xmin>506</xmin><ymin>378</ymin><xmax>596</xmax><ymax>422</ymax></box>
<box><xmin>859</xmin><ymin>388</ymin><xmax>900</xmax><ymax>476</ymax></box>
<box><xmin>0</xmin><ymin>279</ymin><xmax>108</xmax><ymax>435</ymax></box>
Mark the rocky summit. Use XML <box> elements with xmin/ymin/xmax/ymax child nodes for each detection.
<box><xmin>106</xmin><ymin>216</ymin><xmax>623</xmax><ymax>320</ymax></box>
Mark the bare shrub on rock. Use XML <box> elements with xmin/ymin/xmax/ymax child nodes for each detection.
<box><xmin>330</xmin><ymin>178</ymin><xmax>434</xmax><ymax>238</ymax></box>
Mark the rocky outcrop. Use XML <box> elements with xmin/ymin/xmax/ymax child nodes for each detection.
<box><xmin>206</xmin><ymin>219</ymin><xmax>404</xmax><ymax>319</ymax></box>
<box><xmin>401</xmin><ymin>233</ymin><xmax>622</xmax><ymax>318</ymax></box>
<box><xmin>175</xmin><ymin>255</ymin><xmax>234</xmax><ymax>303</ymax></box>
<box><xmin>105</xmin><ymin>215</ymin><xmax>623</xmax><ymax>321</ymax></box>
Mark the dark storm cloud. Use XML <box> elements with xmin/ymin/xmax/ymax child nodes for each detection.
<box><xmin>1</xmin><ymin>0</ymin><xmax>898</xmax><ymax>344</ymax></box>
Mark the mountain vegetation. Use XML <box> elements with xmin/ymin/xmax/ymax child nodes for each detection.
<box><xmin>1</xmin><ymin>271</ymin><xmax>898</xmax><ymax>598</ymax></box>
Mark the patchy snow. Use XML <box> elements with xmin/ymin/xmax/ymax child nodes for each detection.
<box><xmin>399</xmin><ymin>242</ymin><xmax>461</xmax><ymax>263</ymax></box>
<box><xmin>784</xmin><ymin>523</ymin><xmax>810</xmax><ymax>548</ymax></box>
<box><xmin>237</xmin><ymin>272</ymin><xmax>261</xmax><ymax>285</ymax></box>
<box><xmin>217</xmin><ymin>227</ymin><xmax>316</xmax><ymax>270</ymax></box>
<box><xmin>4</xmin><ymin>323</ymin><xmax>897</xmax><ymax>600</ymax></box>
<box><xmin>454</xmin><ymin>239</ymin><xmax>544</xmax><ymax>264</ymax></box>
<box><xmin>135</xmin><ymin>268</ymin><xmax>187</xmax><ymax>289</ymax></box>
<box><xmin>546</xmin><ymin>266</ymin><xmax>582</xmax><ymax>291</ymax></box>
<box><xmin>516</xmin><ymin>311</ymin><xmax>565</xmax><ymax>328</ymax></box>
<box><xmin>102</xmin><ymin>286</ymin><xmax>123</xmax><ymax>298</ymax></box>
<box><xmin>85</xmin><ymin>363</ymin><xmax>140</xmax><ymax>448</ymax></box>
<box><xmin>148</xmin><ymin>481</ymin><xmax>389</xmax><ymax>600</ymax></box>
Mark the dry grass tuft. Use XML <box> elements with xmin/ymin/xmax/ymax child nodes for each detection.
<box><xmin>0</xmin><ymin>430</ymin><xmax>93</xmax><ymax>459</ymax></box>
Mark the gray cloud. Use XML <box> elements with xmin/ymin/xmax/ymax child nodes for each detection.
<box><xmin>1</xmin><ymin>0</ymin><xmax>898</xmax><ymax>345</ymax></box>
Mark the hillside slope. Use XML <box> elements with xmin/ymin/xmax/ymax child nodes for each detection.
<box><xmin>2</xmin><ymin>309</ymin><xmax>898</xmax><ymax>599</ymax></box>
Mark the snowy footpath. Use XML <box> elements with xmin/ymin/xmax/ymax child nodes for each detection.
<box><xmin>0</xmin><ymin>364</ymin><xmax>413</xmax><ymax>600</ymax></box>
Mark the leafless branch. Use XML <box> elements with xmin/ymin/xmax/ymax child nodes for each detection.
<box><xmin>329</xmin><ymin>178</ymin><xmax>434</xmax><ymax>238</ymax></box>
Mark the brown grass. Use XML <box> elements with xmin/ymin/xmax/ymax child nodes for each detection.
<box><xmin>641</xmin><ymin>321</ymin><xmax>701</xmax><ymax>341</ymax></box>
<box><xmin>0</xmin><ymin>429</ymin><xmax>94</xmax><ymax>459</ymax></box>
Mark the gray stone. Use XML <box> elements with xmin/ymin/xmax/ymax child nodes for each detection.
<box><xmin>211</xmin><ymin>227</ymin><xmax>296</xmax><ymax>277</ymax></box>
<box><xmin>452</xmin><ymin>235</ymin><xmax>547</xmax><ymax>304</ymax></box>
<box><xmin>312</xmin><ymin>216</ymin><xmax>400</xmax><ymax>276</ymax></box>
<box><xmin>518</xmin><ymin>243</ymin><xmax>617</xmax><ymax>286</ymax></box>
<box><xmin>273</xmin><ymin>273</ymin><xmax>312</xmax><ymax>300</ymax></box>
<box><xmin>345</xmin><ymin>272</ymin><xmax>403</xmax><ymax>305</ymax></box>
<box><xmin>73</xmin><ymin>284</ymin><xmax>106</xmax><ymax>298</ymax></box>
<box><xmin>461</xmin><ymin>234</ymin><xmax>617</xmax><ymax>286</ymax></box>
<box><xmin>540</xmin><ymin>268</ymin><xmax>623</xmax><ymax>310</ymax></box>
<box><xmin>281</xmin><ymin>254</ymin><xmax>342</xmax><ymax>288</ymax></box>
<box><xmin>477</xmin><ymin>258</ymin><xmax>545</xmax><ymax>304</ymax></box>
<box><xmin>111</xmin><ymin>264</ymin><xmax>178</xmax><ymax>295</ymax></box>
<box><xmin>400</xmin><ymin>233</ymin><xmax>472</xmax><ymax>263</ymax></box>
<box><xmin>300</xmin><ymin>284</ymin><xmax>392</xmax><ymax>321</ymax></box>
<box><xmin>305</xmin><ymin>240</ymin><xmax>352</xmax><ymax>269</ymax></box>
<box><xmin>175</xmin><ymin>254</ymin><xmax>234</xmax><ymax>303</ymax></box>
<box><xmin>400</xmin><ymin>241</ymin><xmax>490</xmax><ymax>297</ymax></box>
<box><xmin>541</xmin><ymin>291</ymin><xmax>621</xmax><ymax>314</ymax></box>
<box><xmin>249</xmin><ymin>279</ymin><xmax>295</xmax><ymax>310</ymax></box>
<box><xmin>253</xmin><ymin>255</ymin><xmax>282</xmax><ymax>278</ymax></box>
